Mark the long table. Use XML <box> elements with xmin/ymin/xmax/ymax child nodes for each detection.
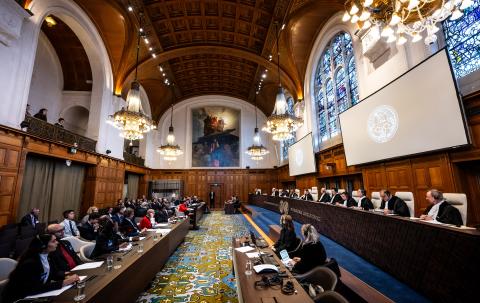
<box><xmin>54</xmin><ymin>218</ymin><xmax>190</xmax><ymax>303</ymax></box>
<box><xmin>249</xmin><ymin>194</ymin><xmax>480</xmax><ymax>303</ymax></box>
<box><xmin>232</xmin><ymin>236</ymin><xmax>313</xmax><ymax>303</ymax></box>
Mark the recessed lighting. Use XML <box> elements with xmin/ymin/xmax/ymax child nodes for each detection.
<box><xmin>128</xmin><ymin>6</ymin><xmax>133</xmax><ymax>12</ymax></box>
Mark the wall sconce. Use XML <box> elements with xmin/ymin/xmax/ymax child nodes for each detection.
<box><xmin>69</xmin><ymin>142</ymin><xmax>78</xmax><ymax>154</ymax></box>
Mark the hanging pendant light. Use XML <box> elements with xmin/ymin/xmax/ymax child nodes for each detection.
<box><xmin>262</xmin><ymin>22</ymin><xmax>303</xmax><ymax>141</ymax></box>
<box><xmin>246</xmin><ymin>93</ymin><xmax>270</xmax><ymax>161</ymax></box>
<box><xmin>157</xmin><ymin>84</ymin><xmax>183</xmax><ymax>161</ymax></box>
<box><xmin>110</xmin><ymin>14</ymin><xmax>155</xmax><ymax>142</ymax></box>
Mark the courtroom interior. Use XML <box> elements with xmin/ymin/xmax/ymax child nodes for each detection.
<box><xmin>0</xmin><ymin>0</ymin><xmax>479</xmax><ymax>302</ymax></box>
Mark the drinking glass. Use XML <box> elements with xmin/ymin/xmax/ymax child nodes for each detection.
<box><xmin>245</xmin><ymin>260</ymin><xmax>253</xmax><ymax>276</ymax></box>
<box><xmin>73</xmin><ymin>280</ymin><xmax>86</xmax><ymax>302</ymax></box>
<box><xmin>106</xmin><ymin>256</ymin><xmax>113</xmax><ymax>271</ymax></box>
<box><xmin>137</xmin><ymin>243</ymin><xmax>144</xmax><ymax>254</ymax></box>
<box><xmin>153</xmin><ymin>233</ymin><xmax>158</xmax><ymax>241</ymax></box>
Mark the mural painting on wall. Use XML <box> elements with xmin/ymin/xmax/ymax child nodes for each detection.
<box><xmin>192</xmin><ymin>106</ymin><xmax>240</xmax><ymax>167</ymax></box>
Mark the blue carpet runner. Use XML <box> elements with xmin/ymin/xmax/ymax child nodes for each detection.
<box><xmin>246</xmin><ymin>205</ymin><xmax>431</xmax><ymax>303</ymax></box>
<box><xmin>137</xmin><ymin>212</ymin><xmax>255</xmax><ymax>303</ymax></box>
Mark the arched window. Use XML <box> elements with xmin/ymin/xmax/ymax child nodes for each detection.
<box><xmin>281</xmin><ymin>96</ymin><xmax>296</xmax><ymax>161</ymax></box>
<box><xmin>443</xmin><ymin>0</ymin><xmax>480</xmax><ymax>79</ymax></box>
<box><xmin>313</xmin><ymin>32</ymin><xmax>359</xmax><ymax>144</ymax></box>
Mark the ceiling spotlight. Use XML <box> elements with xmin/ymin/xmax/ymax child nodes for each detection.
<box><xmin>152</xmin><ymin>53</ymin><xmax>156</xmax><ymax>58</ymax></box>
<box><xmin>159</xmin><ymin>66</ymin><xmax>163</xmax><ymax>72</ymax></box>
<box><xmin>139</xmin><ymin>27</ymin><xmax>144</xmax><ymax>33</ymax></box>
<box><xmin>149</xmin><ymin>47</ymin><xmax>153</xmax><ymax>51</ymax></box>
<box><xmin>281</xmin><ymin>23</ymin><xmax>286</xmax><ymax>30</ymax></box>
<box><xmin>128</xmin><ymin>5</ymin><xmax>133</xmax><ymax>12</ymax></box>
<box><xmin>162</xmin><ymin>73</ymin><xmax>166</xmax><ymax>77</ymax></box>
<box><xmin>262</xmin><ymin>73</ymin><xmax>267</xmax><ymax>78</ymax></box>
<box><xmin>144</xmin><ymin>38</ymin><xmax>149</xmax><ymax>44</ymax></box>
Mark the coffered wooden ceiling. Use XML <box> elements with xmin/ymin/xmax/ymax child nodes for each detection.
<box><xmin>66</xmin><ymin>0</ymin><xmax>345</xmax><ymax>121</ymax></box>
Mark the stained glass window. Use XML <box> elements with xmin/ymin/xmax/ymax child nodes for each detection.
<box><xmin>281</xmin><ymin>96</ymin><xmax>296</xmax><ymax>161</ymax></box>
<box><xmin>443</xmin><ymin>0</ymin><xmax>480</xmax><ymax>79</ymax></box>
<box><xmin>313</xmin><ymin>32</ymin><xmax>360</xmax><ymax>144</ymax></box>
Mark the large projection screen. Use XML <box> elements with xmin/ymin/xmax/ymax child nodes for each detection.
<box><xmin>339</xmin><ymin>50</ymin><xmax>469</xmax><ymax>166</ymax></box>
<box><xmin>288</xmin><ymin>133</ymin><xmax>317</xmax><ymax>176</ymax></box>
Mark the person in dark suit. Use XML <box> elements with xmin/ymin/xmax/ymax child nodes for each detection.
<box><xmin>209</xmin><ymin>191</ymin><xmax>215</xmax><ymax>208</ymax></box>
<box><xmin>317</xmin><ymin>187</ymin><xmax>331</xmax><ymax>203</ymax></box>
<box><xmin>357</xmin><ymin>189</ymin><xmax>374</xmax><ymax>210</ymax></box>
<box><xmin>46</xmin><ymin>224</ymin><xmax>83</xmax><ymax>272</ymax></box>
<box><xmin>339</xmin><ymin>192</ymin><xmax>358</xmax><ymax>208</ymax></box>
<box><xmin>290</xmin><ymin>224</ymin><xmax>327</xmax><ymax>274</ymax></box>
<box><xmin>112</xmin><ymin>207</ymin><xmax>125</xmax><ymax>225</ymax></box>
<box><xmin>155</xmin><ymin>205</ymin><xmax>170</xmax><ymax>223</ymax></box>
<box><xmin>33</xmin><ymin>108</ymin><xmax>48</xmax><ymax>121</ymax></box>
<box><xmin>380</xmin><ymin>189</ymin><xmax>410</xmax><ymax>217</ymax></box>
<box><xmin>54</xmin><ymin>118</ymin><xmax>65</xmax><ymax>128</ymax></box>
<box><xmin>1</xmin><ymin>234</ymin><xmax>79</xmax><ymax>303</ymax></box>
<box><xmin>121</xmin><ymin>208</ymin><xmax>145</xmax><ymax>237</ymax></box>
<box><xmin>272</xmin><ymin>215</ymin><xmax>300</xmax><ymax>254</ymax></box>
<box><xmin>329</xmin><ymin>188</ymin><xmax>342</xmax><ymax>204</ymax></box>
<box><xmin>301</xmin><ymin>189</ymin><xmax>314</xmax><ymax>201</ymax></box>
<box><xmin>91</xmin><ymin>218</ymin><xmax>129</xmax><ymax>259</ymax></box>
<box><xmin>290</xmin><ymin>190</ymin><xmax>299</xmax><ymax>199</ymax></box>
<box><xmin>420</xmin><ymin>189</ymin><xmax>463</xmax><ymax>226</ymax></box>
<box><xmin>20</xmin><ymin>208</ymin><xmax>40</xmax><ymax>228</ymax></box>
<box><xmin>78</xmin><ymin>213</ymin><xmax>100</xmax><ymax>240</ymax></box>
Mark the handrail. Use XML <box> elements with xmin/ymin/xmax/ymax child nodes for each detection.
<box><xmin>24</xmin><ymin>116</ymin><xmax>97</xmax><ymax>152</ymax></box>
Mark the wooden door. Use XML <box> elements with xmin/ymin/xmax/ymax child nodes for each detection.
<box><xmin>210</xmin><ymin>184</ymin><xmax>223</xmax><ymax>209</ymax></box>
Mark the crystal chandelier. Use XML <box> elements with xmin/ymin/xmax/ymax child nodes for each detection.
<box><xmin>157</xmin><ymin>85</ymin><xmax>183</xmax><ymax>161</ymax></box>
<box><xmin>111</xmin><ymin>14</ymin><xmax>155</xmax><ymax>142</ymax></box>
<box><xmin>262</xmin><ymin>23</ymin><xmax>303</xmax><ymax>141</ymax></box>
<box><xmin>246</xmin><ymin>94</ymin><xmax>270</xmax><ymax>161</ymax></box>
<box><xmin>343</xmin><ymin>0</ymin><xmax>474</xmax><ymax>45</ymax></box>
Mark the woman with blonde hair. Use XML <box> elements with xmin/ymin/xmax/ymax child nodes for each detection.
<box><xmin>81</xmin><ymin>206</ymin><xmax>99</xmax><ymax>225</ymax></box>
<box><xmin>290</xmin><ymin>224</ymin><xmax>327</xmax><ymax>274</ymax></box>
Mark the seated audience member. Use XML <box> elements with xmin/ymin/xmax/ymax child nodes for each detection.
<box><xmin>289</xmin><ymin>189</ymin><xmax>298</xmax><ymax>199</ymax></box>
<box><xmin>61</xmin><ymin>210</ymin><xmax>80</xmax><ymax>237</ymax></box>
<box><xmin>33</xmin><ymin>108</ymin><xmax>48</xmax><ymax>121</ymax></box>
<box><xmin>232</xmin><ymin>197</ymin><xmax>241</xmax><ymax>213</ymax></box>
<box><xmin>112</xmin><ymin>206</ymin><xmax>125</xmax><ymax>225</ymax></box>
<box><xmin>155</xmin><ymin>206</ymin><xmax>170</xmax><ymax>223</ymax></box>
<box><xmin>178</xmin><ymin>201</ymin><xmax>189</xmax><ymax>215</ymax></box>
<box><xmin>420</xmin><ymin>189</ymin><xmax>463</xmax><ymax>226</ymax></box>
<box><xmin>271</xmin><ymin>188</ymin><xmax>276</xmax><ymax>196</ymax></box>
<box><xmin>105</xmin><ymin>207</ymin><xmax>114</xmax><ymax>218</ymax></box>
<box><xmin>54</xmin><ymin>118</ymin><xmax>65</xmax><ymax>128</ymax></box>
<box><xmin>46</xmin><ymin>224</ymin><xmax>83</xmax><ymax>272</ymax></box>
<box><xmin>121</xmin><ymin>208</ymin><xmax>146</xmax><ymax>237</ymax></box>
<box><xmin>139</xmin><ymin>209</ymin><xmax>156</xmax><ymax>229</ymax></box>
<box><xmin>357</xmin><ymin>189</ymin><xmax>374</xmax><ymax>210</ymax></box>
<box><xmin>301</xmin><ymin>189</ymin><xmax>314</xmax><ymax>201</ymax></box>
<box><xmin>1</xmin><ymin>234</ymin><xmax>79</xmax><ymax>303</ymax></box>
<box><xmin>79</xmin><ymin>213</ymin><xmax>100</xmax><ymax>240</ymax></box>
<box><xmin>91</xmin><ymin>218</ymin><xmax>129</xmax><ymax>259</ymax></box>
<box><xmin>255</xmin><ymin>188</ymin><xmax>262</xmax><ymax>195</ymax></box>
<box><xmin>81</xmin><ymin>206</ymin><xmax>99</xmax><ymax>224</ymax></box>
<box><xmin>339</xmin><ymin>192</ymin><xmax>357</xmax><ymax>208</ymax></box>
<box><xmin>20</xmin><ymin>207</ymin><xmax>40</xmax><ymax>228</ymax></box>
<box><xmin>380</xmin><ymin>189</ymin><xmax>410</xmax><ymax>217</ymax></box>
<box><xmin>318</xmin><ymin>187</ymin><xmax>331</xmax><ymax>203</ymax></box>
<box><xmin>329</xmin><ymin>188</ymin><xmax>342</xmax><ymax>204</ymax></box>
<box><xmin>272</xmin><ymin>215</ymin><xmax>300</xmax><ymax>253</ymax></box>
<box><xmin>25</xmin><ymin>104</ymin><xmax>32</xmax><ymax>117</ymax></box>
<box><xmin>290</xmin><ymin>224</ymin><xmax>327</xmax><ymax>274</ymax></box>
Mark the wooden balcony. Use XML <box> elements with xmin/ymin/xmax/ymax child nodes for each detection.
<box><xmin>24</xmin><ymin>116</ymin><xmax>96</xmax><ymax>152</ymax></box>
<box><xmin>123</xmin><ymin>152</ymin><xmax>145</xmax><ymax>167</ymax></box>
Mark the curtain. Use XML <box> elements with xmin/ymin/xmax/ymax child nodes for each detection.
<box><xmin>18</xmin><ymin>155</ymin><xmax>86</xmax><ymax>223</ymax></box>
<box><xmin>127</xmin><ymin>174</ymin><xmax>139</xmax><ymax>200</ymax></box>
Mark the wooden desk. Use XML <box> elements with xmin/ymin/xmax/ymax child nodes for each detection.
<box><xmin>232</xmin><ymin>237</ymin><xmax>313</xmax><ymax>303</ymax></box>
<box><xmin>54</xmin><ymin>218</ymin><xmax>189</xmax><ymax>303</ymax></box>
<box><xmin>249</xmin><ymin>194</ymin><xmax>480</xmax><ymax>303</ymax></box>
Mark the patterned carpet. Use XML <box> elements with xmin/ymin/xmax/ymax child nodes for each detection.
<box><xmin>136</xmin><ymin>212</ymin><xmax>252</xmax><ymax>303</ymax></box>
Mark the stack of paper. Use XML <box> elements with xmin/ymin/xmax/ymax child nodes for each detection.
<box><xmin>245</xmin><ymin>252</ymin><xmax>260</xmax><ymax>258</ymax></box>
<box><xmin>26</xmin><ymin>276</ymin><xmax>87</xmax><ymax>298</ymax></box>
<box><xmin>235</xmin><ymin>246</ymin><xmax>254</xmax><ymax>253</ymax></box>
<box><xmin>71</xmin><ymin>261</ymin><xmax>104</xmax><ymax>271</ymax></box>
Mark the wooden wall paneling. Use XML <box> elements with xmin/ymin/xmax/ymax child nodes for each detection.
<box><xmin>0</xmin><ymin>130</ymin><xmax>24</xmax><ymax>225</ymax></box>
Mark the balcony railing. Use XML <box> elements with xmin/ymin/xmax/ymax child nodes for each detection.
<box><xmin>24</xmin><ymin>116</ymin><xmax>97</xmax><ymax>152</ymax></box>
<box><xmin>123</xmin><ymin>152</ymin><xmax>145</xmax><ymax>167</ymax></box>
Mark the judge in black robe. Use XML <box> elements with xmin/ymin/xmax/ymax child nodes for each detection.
<box><xmin>380</xmin><ymin>191</ymin><xmax>410</xmax><ymax>217</ymax></box>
